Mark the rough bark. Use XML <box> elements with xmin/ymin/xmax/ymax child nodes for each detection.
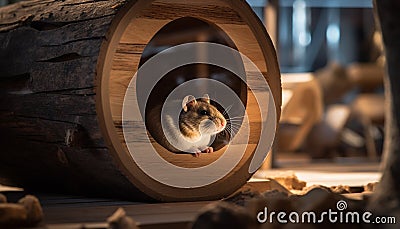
<box><xmin>0</xmin><ymin>0</ymin><xmax>151</xmax><ymax>200</ymax></box>
<box><xmin>369</xmin><ymin>0</ymin><xmax>400</xmax><ymax>219</ymax></box>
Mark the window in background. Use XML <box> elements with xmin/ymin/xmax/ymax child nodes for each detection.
<box><xmin>247</xmin><ymin>0</ymin><xmax>267</xmax><ymax>21</ymax></box>
<box><xmin>278</xmin><ymin>0</ymin><xmax>375</xmax><ymax>73</ymax></box>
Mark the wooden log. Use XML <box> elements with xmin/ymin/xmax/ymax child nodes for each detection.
<box><xmin>0</xmin><ymin>0</ymin><xmax>281</xmax><ymax>201</ymax></box>
<box><xmin>369</xmin><ymin>0</ymin><xmax>400</xmax><ymax>214</ymax></box>
<box><xmin>278</xmin><ymin>73</ymin><xmax>323</xmax><ymax>152</ymax></box>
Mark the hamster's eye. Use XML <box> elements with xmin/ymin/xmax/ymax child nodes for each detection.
<box><xmin>200</xmin><ymin>110</ymin><xmax>209</xmax><ymax>116</ymax></box>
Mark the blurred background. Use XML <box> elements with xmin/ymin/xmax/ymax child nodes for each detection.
<box><xmin>247</xmin><ymin>0</ymin><xmax>383</xmax><ymax>186</ymax></box>
<box><xmin>248</xmin><ymin>0</ymin><xmax>385</xmax><ymax>166</ymax></box>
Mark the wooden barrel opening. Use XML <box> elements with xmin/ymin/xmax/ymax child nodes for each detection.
<box><xmin>0</xmin><ymin>0</ymin><xmax>281</xmax><ymax>202</ymax></box>
<box><xmin>98</xmin><ymin>0</ymin><xmax>281</xmax><ymax>201</ymax></box>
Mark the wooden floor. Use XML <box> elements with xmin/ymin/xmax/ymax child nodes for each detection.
<box><xmin>42</xmin><ymin>200</ymin><xmax>212</xmax><ymax>229</ymax></box>
<box><xmin>2</xmin><ymin>190</ymin><xmax>212</xmax><ymax>229</ymax></box>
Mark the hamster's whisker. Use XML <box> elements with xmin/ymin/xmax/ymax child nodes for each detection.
<box><xmin>227</xmin><ymin>124</ymin><xmax>244</xmax><ymax>129</ymax></box>
<box><xmin>229</xmin><ymin>125</ymin><xmax>244</xmax><ymax>130</ymax></box>
<box><xmin>226</xmin><ymin>124</ymin><xmax>246</xmax><ymax>133</ymax></box>
<box><xmin>227</xmin><ymin>115</ymin><xmax>246</xmax><ymax>118</ymax></box>
<box><xmin>228</xmin><ymin>121</ymin><xmax>244</xmax><ymax>126</ymax></box>
<box><xmin>226</xmin><ymin>116</ymin><xmax>246</xmax><ymax>120</ymax></box>
<box><xmin>226</xmin><ymin>120</ymin><xmax>244</xmax><ymax>124</ymax></box>
<box><xmin>222</xmin><ymin>104</ymin><xmax>233</xmax><ymax>115</ymax></box>
<box><xmin>226</xmin><ymin>129</ymin><xmax>238</xmax><ymax>136</ymax></box>
<box><xmin>227</xmin><ymin>119</ymin><xmax>244</xmax><ymax>123</ymax></box>
<box><xmin>227</xmin><ymin>121</ymin><xmax>248</xmax><ymax>127</ymax></box>
<box><xmin>227</xmin><ymin>120</ymin><xmax>247</xmax><ymax>125</ymax></box>
<box><xmin>226</xmin><ymin>125</ymin><xmax>241</xmax><ymax>133</ymax></box>
<box><xmin>225</xmin><ymin>127</ymin><xmax>235</xmax><ymax>135</ymax></box>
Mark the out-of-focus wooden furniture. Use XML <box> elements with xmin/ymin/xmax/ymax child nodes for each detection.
<box><xmin>348</xmin><ymin>62</ymin><xmax>385</xmax><ymax>160</ymax></box>
<box><xmin>305</xmin><ymin>62</ymin><xmax>385</xmax><ymax>159</ymax></box>
<box><xmin>278</xmin><ymin>73</ymin><xmax>323</xmax><ymax>152</ymax></box>
<box><xmin>347</xmin><ymin>63</ymin><xmax>384</xmax><ymax>93</ymax></box>
<box><xmin>351</xmin><ymin>94</ymin><xmax>385</xmax><ymax>160</ymax></box>
<box><xmin>306</xmin><ymin>105</ymin><xmax>351</xmax><ymax>158</ymax></box>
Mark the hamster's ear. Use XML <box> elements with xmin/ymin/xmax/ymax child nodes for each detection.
<box><xmin>182</xmin><ymin>95</ymin><xmax>197</xmax><ymax>112</ymax></box>
<box><xmin>203</xmin><ymin>94</ymin><xmax>210</xmax><ymax>104</ymax></box>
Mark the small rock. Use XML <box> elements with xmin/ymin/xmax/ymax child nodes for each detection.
<box><xmin>364</xmin><ymin>182</ymin><xmax>378</xmax><ymax>192</ymax></box>
<box><xmin>270</xmin><ymin>175</ymin><xmax>307</xmax><ymax>190</ymax></box>
<box><xmin>107</xmin><ymin>208</ymin><xmax>138</xmax><ymax>229</ymax></box>
<box><xmin>0</xmin><ymin>203</ymin><xmax>27</xmax><ymax>226</ymax></box>
<box><xmin>18</xmin><ymin>195</ymin><xmax>43</xmax><ymax>226</ymax></box>
<box><xmin>0</xmin><ymin>193</ymin><xmax>6</xmax><ymax>203</ymax></box>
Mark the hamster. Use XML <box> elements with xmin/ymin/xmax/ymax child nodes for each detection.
<box><xmin>160</xmin><ymin>94</ymin><xmax>227</xmax><ymax>157</ymax></box>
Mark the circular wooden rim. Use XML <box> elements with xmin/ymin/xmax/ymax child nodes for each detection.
<box><xmin>96</xmin><ymin>0</ymin><xmax>281</xmax><ymax>201</ymax></box>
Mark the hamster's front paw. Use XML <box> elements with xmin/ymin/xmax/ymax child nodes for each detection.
<box><xmin>192</xmin><ymin>152</ymin><xmax>201</xmax><ymax>158</ymax></box>
<box><xmin>201</xmin><ymin>147</ymin><xmax>213</xmax><ymax>154</ymax></box>
<box><xmin>191</xmin><ymin>147</ymin><xmax>213</xmax><ymax>157</ymax></box>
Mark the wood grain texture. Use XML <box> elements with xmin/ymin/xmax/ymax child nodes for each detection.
<box><xmin>0</xmin><ymin>0</ymin><xmax>147</xmax><ymax>200</ymax></box>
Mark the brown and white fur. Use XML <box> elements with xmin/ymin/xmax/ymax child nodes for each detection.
<box><xmin>162</xmin><ymin>94</ymin><xmax>226</xmax><ymax>157</ymax></box>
